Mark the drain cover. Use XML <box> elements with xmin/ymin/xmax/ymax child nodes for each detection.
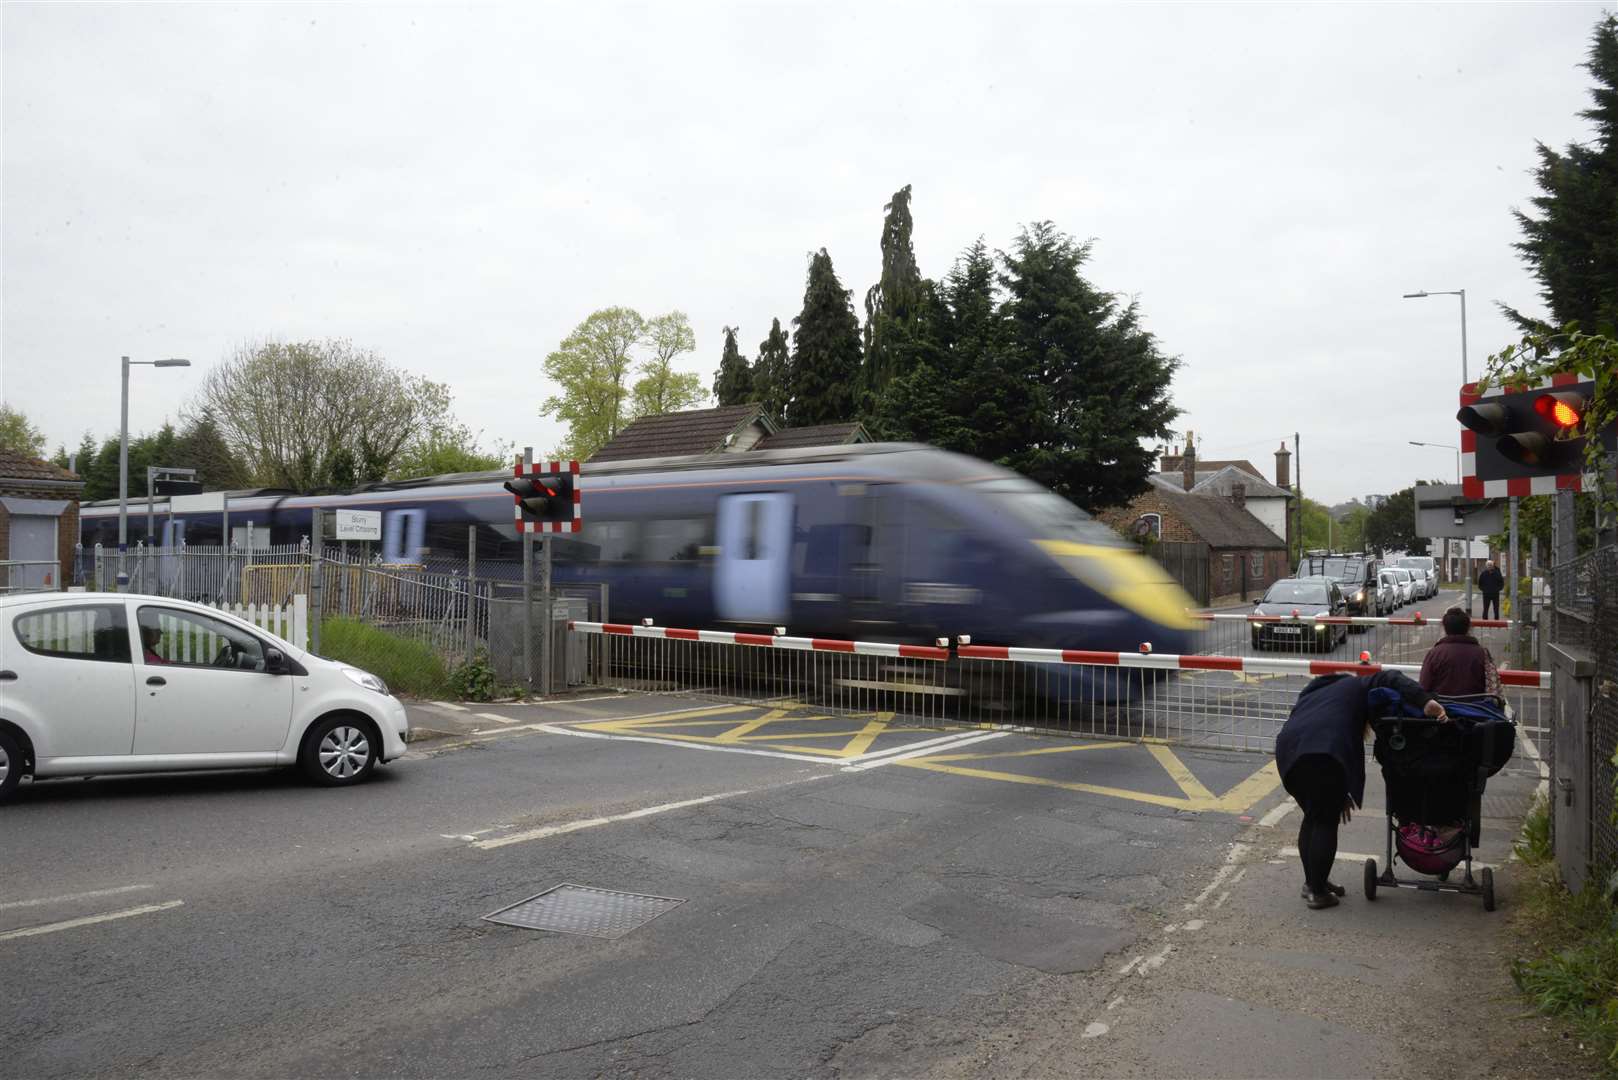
<box><xmin>483</xmin><ymin>884</ymin><xmax>685</xmax><ymax>938</ymax></box>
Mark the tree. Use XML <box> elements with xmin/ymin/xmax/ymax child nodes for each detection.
<box><xmin>999</xmin><ymin>223</ymin><xmax>1182</xmax><ymax>511</ymax></box>
<box><xmin>0</xmin><ymin>403</ymin><xmax>47</xmax><ymax>458</ymax></box>
<box><xmin>862</xmin><ymin>184</ymin><xmax>932</xmax><ymax>400</ymax></box>
<box><xmin>713</xmin><ymin>326</ymin><xmax>753</xmax><ymax>406</ymax></box>
<box><xmin>390</xmin><ymin>422</ymin><xmax>510</xmax><ymax>479</ymax></box>
<box><xmin>174</xmin><ymin>412</ymin><xmax>251</xmax><ymax>492</ymax></box>
<box><xmin>195</xmin><ymin>339</ymin><xmax>454</xmax><ymax>492</ymax></box>
<box><xmin>788</xmin><ymin>249</ymin><xmax>863</xmax><ymax>426</ymax></box>
<box><xmin>752</xmin><ymin>318</ymin><xmax>792</xmax><ymax>423</ymax></box>
<box><xmin>1503</xmin><ymin>14</ymin><xmax>1618</xmax><ymax>332</ymax></box>
<box><xmin>541</xmin><ymin>307</ymin><xmax>646</xmax><ymax>460</ymax></box>
<box><xmin>630</xmin><ymin>311</ymin><xmax>707</xmax><ymax>418</ymax></box>
<box><xmin>1363</xmin><ymin>486</ymin><xmax>1425</xmax><ymax>556</ymax></box>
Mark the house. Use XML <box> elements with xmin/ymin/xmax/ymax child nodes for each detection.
<box><xmin>588</xmin><ymin>405</ymin><xmax>870</xmax><ymax>463</ymax></box>
<box><xmin>1152</xmin><ymin>437</ymin><xmax>1295</xmax><ymax>545</ymax></box>
<box><xmin>0</xmin><ymin>450</ymin><xmax>84</xmax><ymax>591</ymax></box>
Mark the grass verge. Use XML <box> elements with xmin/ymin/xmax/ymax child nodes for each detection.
<box><xmin>1511</xmin><ymin>794</ymin><xmax>1618</xmax><ymax>1073</ymax></box>
<box><xmin>317</xmin><ymin>618</ymin><xmax>451</xmax><ymax>699</ymax></box>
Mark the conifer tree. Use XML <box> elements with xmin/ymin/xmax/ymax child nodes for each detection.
<box><xmin>752</xmin><ymin>318</ymin><xmax>792</xmax><ymax>423</ymax></box>
<box><xmin>1505</xmin><ymin>14</ymin><xmax>1618</xmax><ymax>331</ymax></box>
<box><xmin>713</xmin><ymin>326</ymin><xmax>753</xmax><ymax>406</ymax></box>
<box><xmin>862</xmin><ymin>185</ymin><xmax>931</xmax><ymax>399</ymax></box>
<box><xmin>788</xmin><ymin>249</ymin><xmax>863</xmax><ymax>426</ymax></box>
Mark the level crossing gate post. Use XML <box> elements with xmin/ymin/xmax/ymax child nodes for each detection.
<box><xmin>310</xmin><ymin>512</ymin><xmax>324</xmax><ymax>655</ymax></box>
<box><xmin>465</xmin><ymin>525</ymin><xmax>478</xmax><ymax>663</ymax></box>
<box><xmin>521</xmin><ymin>447</ymin><xmax>535</xmax><ymax>695</ymax></box>
<box><xmin>541</xmin><ymin>533</ymin><xmax>553</xmax><ymax>696</ymax></box>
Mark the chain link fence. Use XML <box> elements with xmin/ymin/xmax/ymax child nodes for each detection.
<box><xmin>1587</xmin><ymin>546</ymin><xmax>1618</xmax><ymax>873</ymax></box>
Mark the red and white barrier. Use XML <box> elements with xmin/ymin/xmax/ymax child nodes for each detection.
<box><xmin>567</xmin><ymin>621</ymin><xmax>950</xmax><ymax>660</ymax></box>
<box><xmin>565</xmin><ymin>620</ymin><xmax>1551</xmax><ymax>688</ymax></box>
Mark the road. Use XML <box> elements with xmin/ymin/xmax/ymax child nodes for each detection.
<box><xmin>4</xmin><ymin>694</ymin><xmax>1289</xmax><ymax>1078</ymax></box>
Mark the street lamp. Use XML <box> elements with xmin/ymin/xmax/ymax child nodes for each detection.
<box><xmin>119</xmin><ymin>355</ymin><xmax>191</xmax><ymax>588</ymax></box>
<box><xmin>1408</xmin><ymin>440</ymin><xmax>1460</xmax><ymax>484</ymax></box>
<box><xmin>1402</xmin><ymin>289</ymin><xmax>1469</xmax><ymax>385</ymax></box>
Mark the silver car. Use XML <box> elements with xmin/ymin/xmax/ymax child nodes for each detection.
<box><xmin>1385</xmin><ymin>567</ymin><xmax>1414</xmax><ymax>606</ymax></box>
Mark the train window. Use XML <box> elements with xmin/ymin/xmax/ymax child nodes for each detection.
<box><xmin>582</xmin><ymin>520</ymin><xmax>638</xmax><ymax>562</ymax></box>
<box><xmin>641</xmin><ymin>518</ymin><xmax>709</xmax><ymax>562</ymax></box>
<box><xmin>742</xmin><ymin>501</ymin><xmax>766</xmax><ymax>560</ymax></box>
<box><xmin>382</xmin><ymin>509</ymin><xmax>427</xmax><ymax>564</ymax></box>
<box><xmin>162</xmin><ymin>519</ymin><xmax>187</xmax><ymax>549</ymax></box>
<box><xmin>900</xmin><ymin>504</ymin><xmax>969</xmax><ymax>581</ymax></box>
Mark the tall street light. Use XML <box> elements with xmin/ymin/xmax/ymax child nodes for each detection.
<box><xmin>119</xmin><ymin>355</ymin><xmax>191</xmax><ymax>588</ymax></box>
<box><xmin>1408</xmin><ymin>440</ymin><xmax>1460</xmax><ymax>484</ymax></box>
<box><xmin>1402</xmin><ymin>289</ymin><xmax>1469</xmax><ymax>385</ymax></box>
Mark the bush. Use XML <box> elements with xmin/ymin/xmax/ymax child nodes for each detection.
<box><xmin>317</xmin><ymin>618</ymin><xmax>451</xmax><ymax>700</ymax></box>
<box><xmin>448</xmin><ymin>651</ymin><xmax>497</xmax><ymax>702</ymax></box>
<box><xmin>1517</xmin><ymin>794</ymin><xmax>1553</xmax><ymax>865</ymax></box>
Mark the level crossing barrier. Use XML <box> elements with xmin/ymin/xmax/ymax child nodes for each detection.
<box><xmin>1187</xmin><ymin>610</ymin><xmax>1522</xmax><ymax>668</ymax></box>
<box><xmin>567</xmin><ymin>619</ymin><xmax>1552</xmax><ymax>778</ymax></box>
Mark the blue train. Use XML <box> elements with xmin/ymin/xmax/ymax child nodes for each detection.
<box><xmin>79</xmin><ymin>443</ymin><xmax>1199</xmax><ymax>656</ymax></box>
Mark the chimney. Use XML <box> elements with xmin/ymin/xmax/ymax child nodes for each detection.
<box><xmin>1181</xmin><ymin>432</ymin><xmax>1196</xmax><ymax>491</ymax></box>
<box><xmin>1231</xmin><ymin>482</ymin><xmax>1247</xmax><ymax>511</ymax></box>
<box><xmin>1274</xmin><ymin>441</ymin><xmax>1291</xmax><ymax>491</ymax></box>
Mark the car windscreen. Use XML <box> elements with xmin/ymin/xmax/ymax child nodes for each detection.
<box><xmin>1263</xmin><ymin>581</ymin><xmax>1330</xmax><ymax>604</ymax></box>
<box><xmin>969</xmin><ymin>479</ymin><xmax>1128</xmax><ymax>547</ymax></box>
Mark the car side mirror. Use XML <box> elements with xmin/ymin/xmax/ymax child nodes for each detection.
<box><xmin>265</xmin><ymin>647</ymin><xmax>287</xmax><ymax>675</ymax></box>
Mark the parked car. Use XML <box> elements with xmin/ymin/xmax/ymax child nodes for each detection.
<box><xmin>1250</xmin><ymin>578</ymin><xmax>1348</xmax><ymax>652</ymax></box>
<box><xmin>0</xmin><ymin>593</ymin><xmax>410</xmax><ymax>803</ymax></box>
<box><xmin>1374</xmin><ymin>570</ymin><xmax>1398</xmax><ymax>615</ymax></box>
<box><xmin>1385</xmin><ymin>567</ymin><xmax>1415</xmax><ymax>606</ymax></box>
<box><xmin>1296</xmin><ymin>553</ymin><xmax>1382</xmax><ymax>621</ymax></box>
<box><xmin>1404</xmin><ymin>567</ymin><xmax>1432</xmax><ymax>599</ymax></box>
<box><xmin>1396</xmin><ymin>556</ymin><xmax>1440</xmax><ymax>599</ymax></box>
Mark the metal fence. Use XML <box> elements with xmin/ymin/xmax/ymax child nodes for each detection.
<box><xmin>1586</xmin><ymin>546</ymin><xmax>1618</xmax><ymax>876</ymax></box>
<box><xmin>568</xmin><ymin>621</ymin><xmax>1552</xmax><ymax>776</ymax></box>
<box><xmin>0</xmin><ymin>560</ymin><xmax>62</xmax><ymax>593</ymax></box>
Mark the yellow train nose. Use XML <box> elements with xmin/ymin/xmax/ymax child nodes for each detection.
<box><xmin>1034</xmin><ymin>539</ymin><xmax>1202</xmax><ymax>631</ymax></box>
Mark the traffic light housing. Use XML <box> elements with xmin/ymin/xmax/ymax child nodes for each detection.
<box><xmin>1457</xmin><ymin>378</ymin><xmax>1608</xmax><ymax>497</ymax></box>
<box><xmin>506</xmin><ymin>459</ymin><xmax>581</xmax><ymax>533</ymax></box>
<box><xmin>152</xmin><ymin>478</ymin><xmax>204</xmax><ymax>497</ymax></box>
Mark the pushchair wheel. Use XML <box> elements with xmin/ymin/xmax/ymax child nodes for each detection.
<box><xmin>1437</xmin><ymin>869</ymin><xmax>1450</xmax><ymax>882</ymax></box>
<box><xmin>1482</xmin><ymin>867</ymin><xmax>1495</xmax><ymax>912</ymax></box>
<box><xmin>1364</xmin><ymin>858</ymin><xmax>1378</xmax><ymax>901</ymax></box>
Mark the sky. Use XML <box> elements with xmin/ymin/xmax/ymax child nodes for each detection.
<box><xmin>1</xmin><ymin>1</ymin><xmax>1609</xmax><ymax>506</ymax></box>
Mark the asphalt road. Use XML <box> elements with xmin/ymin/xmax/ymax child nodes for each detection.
<box><xmin>2</xmin><ymin>699</ymin><xmax>1286</xmax><ymax>1079</ymax></box>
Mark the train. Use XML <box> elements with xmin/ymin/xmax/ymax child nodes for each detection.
<box><xmin>78</xmin><ymin>442</ymin><xmax>1201</xmax><ymax>658</ymax></box>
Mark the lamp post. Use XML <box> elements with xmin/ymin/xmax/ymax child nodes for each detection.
<box><xmin>1408</xmin><ymin>439</ymin><xmax>1470</xmax><ymax>608</ymax></box>
<box><xmin>1407</xmin><ymin>440</ymin><xmax>1460</xmax><ymax>484</ymax></box>
<box><xmin>1402</xmin><ymin>289</ymin><xmax>1468</xmax><ymax>385</ymax></box>
<box><xmin>119</xmin><ymin>355</ymin><xmax>191</xmax><ymax>588</ymax></box>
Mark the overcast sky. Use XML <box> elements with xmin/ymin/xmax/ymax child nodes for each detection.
<box><xmin>2</xmin><ymin>2</ymin><xmax>1609</xmax><ymax>505</ymax></box>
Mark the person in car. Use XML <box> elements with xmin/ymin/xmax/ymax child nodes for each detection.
<box><xmin>1276</xmin><ymin>669</ymin><xmax>1446</xmax><ymax>909</ymax></box>
<box><xmin>1420</xmin><ymin>607</ymin><xmax>1502</xmax><ymax>697</ymax></box>
<box><xmin>139</xmin><ymin>624</ymin><xmax>168</xmax><ymax>665</ymax></box>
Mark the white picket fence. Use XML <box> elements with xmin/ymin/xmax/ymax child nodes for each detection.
<box><xmin>209</xmin><ymin>596</ymin><xmax>309</xmax><ymax>650</ymax></box>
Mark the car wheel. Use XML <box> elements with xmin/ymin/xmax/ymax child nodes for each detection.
<box><xmin>300</xmin><ymin>716</ymin><xmax>377</xmax><ymax>787</ymax></box>
<box><xmin>0</xmin><ymin>728</ymin><xmax>21</xmax><ymax>803</ymax></box>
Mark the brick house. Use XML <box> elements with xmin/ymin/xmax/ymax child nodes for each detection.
<box><xmin>0</xmin><ymin>450</ymin><xmax>83</xmax><ymax>591</ymax></box>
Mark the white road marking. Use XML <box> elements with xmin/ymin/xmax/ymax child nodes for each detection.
<box><xmin>0</xmin><ymin>900</ymin><xmax>185</xmax><ymax>943</ymax></box>
<box><xmin>1082</xmin><ymin>1022</ymin><xmax>1109</xmax><ymax>1038</ymax></box>
<box><xmin>1211</xmin><ymin>890</ymin><xmax>1231</xmax><ymax>910</ymax></box>
<box><xmin>842</xmin><ymin>730</ymin><xmax>1009</xmax><ymax>771</ymax></box>
<box><xmin>843</xmin><ymin>728</ymin><xmax>1006</xmax><ymax>765</ymax></box>
<box><xmin>475</xmin><ymin>712</ymin><xmax>518</xmax><ymax>725</ymax></box>
<box><xmin>1517</xmin><ymin>723</ymin><xmax>1550</xmax><ymax>800</ymax></box>
<box><xmin>1257</xmin><ymin>801</ymin><xmax>1296</xmax><ymax>828</ymax></box>
<box><xmin>470</xmin><ymin>776</ymin><xmax>829</xmax><ymax>850</ymax></box>
<box><xmin>0</xmin><ymin>884</ymin><xmax>154</xmax><ymax>912</ymax></box>
<box><xmin>1185</xmin><ymin>843</ymin><xmax>1250</xmax><ymax>911</ymax></box>
<box><xmin>431</xmin><ymin>701</ymin><xmax>468</xmax><ymax>712</ymax></box>
<box><xmin>1118</xmin><ymin>955</ymin><xmax>1142</xmax><ymax>976</ymax></box>
<box><xmin>1182</xmin><ymin>918</ymin><xmax>1205</xmax><ymax>931</ymax></box>
<box><xmin>1137</xmin><ymin>943</ymin><xmax>1172</xmax><ymax>974</ymax></box>
<box><xmin>1279</xmin><ymin>846</ymin><xmax>1501</xmax><ymax>871</ymax></box>
<box><xmin>535</xmin><ymin>723</ymin><xmax>847</xmax><ymax>764</ymax></box>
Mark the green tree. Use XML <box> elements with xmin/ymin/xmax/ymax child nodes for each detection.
<box><xmin>713</xmin><ymin>326</ymin><xmax>753</xmax><ymax>406</ymax></box>
<box><xmin>788</xmin><ymin>248</ymin><xmax>863</xmax><ymax>426</ymax></box>
<box><xmin>999</xmin><ymin>222</ymin><xmax>1181</xmax><ymax>511</ymax></box>
<box><xmin>752</xmin><ymin>318</ymin><xmax>792</xmax><ymax>423</ymax></box>
<box><xmin>195</xmin><ymin>339</ymin><xmax>454</xmax><ymax>492</ymax></box>
<box><xmin>390</xmin><ymin>422</ymin><xmax>510</xmax><ymax>479</ymax></box>
<box><xmin>0</xmin><ymin>403</ymin><xmax>48</xmax><ymax>457</ymax></box>
<box><xmin>174</xmin><ymin>413</ymin><xmax>251</xmax><ymax>491</ymax></box>
<box><xmin>862</xmin><ymin>184</ymin><xmax>932</xmax><ymax>400</ymax></box>
<box><xmin>541</xmin><ymin>307</ymin><xmax>646</xmax><ymax>460</ymax></box>
<box><xmin>1503</xmin><ymin>14</ymin><xmax>1618</xmax><ymax>332</ymax></box>
<box><xmin>1363</xmin><ymin>486</ymin><xmax>1425</xmax><ymax>555</ymax></box>
<box><xmin>630</xmin><ymin>311</ymin><xmax>707</xmax><ymax>418</ymax></box>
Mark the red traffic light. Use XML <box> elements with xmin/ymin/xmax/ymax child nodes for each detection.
<box><xmin>1534</xmin><ymin>392</ymin><xmax>1584</xmax><ymax>430</ymax></box>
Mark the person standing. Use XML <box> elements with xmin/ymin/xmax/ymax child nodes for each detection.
<box><xmin>1477</xmin><ymin>560</ymin><xmax>1505</xmax><ymax>620</ymax></box>
<box><xmin>1275</xmin><ymin>669</ymin><xmax>1446</xmax><ymax>908</ymax></box>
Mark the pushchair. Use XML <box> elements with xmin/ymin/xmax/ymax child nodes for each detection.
<box><xmin>1362</xmin><ymin>690</ymin><xmax>1516</xmax><ymax>911</ymax></box>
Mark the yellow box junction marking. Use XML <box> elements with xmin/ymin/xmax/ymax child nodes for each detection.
<box><xmin>574</xmin><ymin>704</ymin><xmax>935</xmax><ymax>759</ymax></box>
<box><xmin>898</xmin><ymin>741</ymin><xmax>1281</xmax><ymax>814</ymax></box>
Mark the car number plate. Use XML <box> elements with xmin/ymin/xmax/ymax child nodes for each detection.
<box><xmin>1274</xmin><ymin>627</ymin><xmax>1302</xmax><ymax>635</ymax></box>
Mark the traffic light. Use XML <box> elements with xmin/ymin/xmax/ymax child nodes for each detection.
<box><xmin>506</xmin><ymin>459</ymin><xmax>581</xmax><ymax>533</ymax></box>
<box><xmin>1457</xmin><ymin>378</ymin><xmax>1608</xmax><ymax>497</ymax></box>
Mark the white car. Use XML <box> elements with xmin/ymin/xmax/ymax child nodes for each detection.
<box><xmin>1405</xmin><ymin>567</ymin><xmax>1432</xmax><ymax>599</ymax></box>
<box><xmin>1396</xmin><ymin>557</ymin><xmax>1439</xmax><ymax>599</ymax></box>
<box><xmin>1385</xmin><ymin>568</ymin><xmax>1415</xmax><ymax>606</ymax></box>
<box><xmin>0</xmin><ymin>593</ymin><xmax>409</xmax><ymax>802</ymax></box>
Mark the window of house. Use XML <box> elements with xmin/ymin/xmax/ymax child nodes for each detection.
<box><xmin>1141</xmin><ymin>513</ymin><xmax>1162</xmax><ymax>540</ymax></box>
<box><xmin>1251</xmin><ymin>553</ymin><xmax>1265</xmax><ymax>578</ymax></box>
<box><xmin>14</xmin><ymin>604</ymin><xmax>131</xmax><ymax>663</ymax></box>
<box><xmin>1221</xmin><ymin>553</ymin><xmax>1235</xmax><ymax>583</ymax></box>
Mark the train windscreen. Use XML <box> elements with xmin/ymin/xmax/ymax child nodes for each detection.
<box><xmin>968</xmin><ymin>479</ymin><xmax>1128</xmax><ymax>548</ymax></box>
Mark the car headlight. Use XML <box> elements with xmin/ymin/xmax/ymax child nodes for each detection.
<box><xmin>1353</xmin><ymin>590</ymin><xmax>1364</xmax><ymax>601</ymax></box>
<box><xmin>341</xmin><ymin>667</ymin><xmax>391</xmax><ymax>696</ymax></box>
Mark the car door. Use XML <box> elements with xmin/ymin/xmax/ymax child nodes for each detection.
<box><xmin>713</xmin><ymin>493</ymin><xmax>794</xmax><ymax>624</ymax></box>
<box><xmin>133</xmin><ymin>605</ymin><xmax>292</xmax><ymax>755</ymax></box>
<box><xmin>4</xmin><ymin>601</ymin><xmax>137</xmax><ymax>760</ymax></box>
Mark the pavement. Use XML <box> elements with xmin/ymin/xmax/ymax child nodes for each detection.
<box><xmin>1</xmin><ymin>684</ymin><xmax>1586</xmax><ymax>1078</ymax></box>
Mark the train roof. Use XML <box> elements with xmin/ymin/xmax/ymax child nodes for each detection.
<box><xmin>81</xmin><ymin>443</ymin><xmax>1013</xmax><ymax>511</ymax></box>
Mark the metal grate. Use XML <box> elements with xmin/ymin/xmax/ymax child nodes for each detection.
<box><xmin>1589</xmin><ymin>546</ymin><xmax>1618</xmax><ymax>873</ymax></box>
<box><xmin>483</xmin><ymin>884</ymin><xmax>685</xmax><ymax>938</ymax></box>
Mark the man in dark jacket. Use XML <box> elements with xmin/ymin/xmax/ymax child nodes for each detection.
<box><xmin>1477</xmin><ymin>561</ymin><xmax>1505</xmax><ymax>620</ymax></box>
<box><xmin>1420</xmin><ymin>607</ymin><xmax>1502</xmax><ymax>697</ymax></box>
<box><xmin>1276</xmin><ymin>669</ymin><xmax>1446</xmax><ymax>908</ymax></box>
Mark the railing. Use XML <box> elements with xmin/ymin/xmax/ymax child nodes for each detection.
<box><xmin>567</xmin><ymin>620</ymin><xmax>1553</xmax><ymax>776</ymax></box>
<box><xmin>0</xmin><ymin>560</ymin><xmax>62</xmax><ymax>593</ymax></box>
<box><xmin>208</xmin><ymin>598</ymin><xmax>309</xmax><ymax>649</ymax></box>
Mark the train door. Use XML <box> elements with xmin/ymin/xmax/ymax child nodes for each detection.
<box><xmin>844</xmin><ymin>485</ymin><xmax>902</xmax><ymax>635</ymax></box>
<box><xmin>714</xmin><ymin>493</ymin><xmax>793</xmax><ymax>623</ymax></box>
